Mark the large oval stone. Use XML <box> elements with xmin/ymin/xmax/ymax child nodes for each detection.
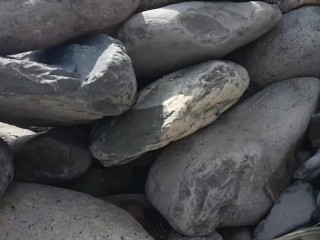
<box><xmin>90</xmin><ymin>60</ymin><xmax>249</xmax><ymax>167</ymax></box>
<box><xmin>146</xmin><ymin>78</ymin><xmax>320</xmax><ymax>236</ymax></box>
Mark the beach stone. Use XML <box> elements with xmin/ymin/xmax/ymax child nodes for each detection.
<box><xmin>0</xmin><ymin>138</ymin><xmax>13</xmax><ymax>198</ymax></box>
<box><xmin>0</xmin><ymin>182</ymin><xmax>153</xmax><ymax>240</ymax></box>
<box><xmin>0</xmin><ymin>122</ymin><xmax>34</xmax><ymax>143</ymax></box>
<box><xmin>11</xmin><ymin>128</ymin><xmax>92</xmax><ymax>184</ymax></box>
<box><xmin>0</xmin><ymin>35</ymin><xmax>136</xmax><ymax>126</ymax></box>
<box><xmin>146</xmin><ymin>78</ymin><xmax>320</xmax><ymax>236</ymax></box>
<box><xmin>0</xmin><ymin>0</ymin><xmax>139</xmax><ymax>55</ymax></box>
<box><xmin>254</xmin><ymin>181</ymin><xmax>317</xmax><ymax>240</ymax></box>
<box><xmin>235</xmin><ymin>7</ymin><xmax>320</xmax><ymax>86</ymax></box>
<box><xmin>118</xmin><ymin>1</ymin><xmax>281</xmax><ymax>79</ymax></box>
<box><xmin>90</xmin><ymin>60</ymin><xmax>249</xmax><ymax>167</ymax></box>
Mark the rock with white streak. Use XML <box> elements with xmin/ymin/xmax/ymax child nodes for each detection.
<box><xmin>0</xmin><ymin>122</ymin><xmax>34</xmax><ymax>143</ymax></box>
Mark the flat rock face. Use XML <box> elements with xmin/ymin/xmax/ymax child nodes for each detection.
<box><xmin>118</xmin><ymin>1</ymin><xmax>281</xmax><ymax>78</ymax></box>
<box><xmin>254</xmin><ymin>181</ymin><xmax>317</xmax><ymax>240</ymax></box>
<box><xmin>0</xmin><ymin>139</ymin><xmax>13</xmax><ymax>198</ymax></box>
<box><xmin>0</xmin><ymin>35</ymin><xmax>136</xmax><ymax>126</ymax></box>
<box><xmin>0</xmin><ymin>0</ymin><xmax>139</xmax><ymax>55</ymax></box>
<box><xmin>146</xmin><ymin>78</ymin><xmax>320</xmax><ymax>236</ymax></box>
<box><xmin>10</xmin><ymin>128</ymin><xmax>92</xmax><ymax>184</ymax></box>
<box><xmin>235</xmin><ymin>7</ymin><xmax>320</xmax><ymax>86</ymax></box>
<box><xmin>0</xmin><ymin>122</ymin><xmax>34</xmax><ymax>143</ymax></box>
<box><xmin>90</xmin><ymin>60</ymin><xmax>249</xmax><ymax>167</ymax></box>
<box><xmin>0</xmin><ymin>182</ymin><xmax>153</xmax><ymax>240</ymax></box>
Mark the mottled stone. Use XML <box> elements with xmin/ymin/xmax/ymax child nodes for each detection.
<box><xmin>90</xmin><ymin>60</ymin><xmax>249</xmax><ymax>167</ymax></box>
<box><xmin>146</xmin><ymin>78</ymin><xmax>320</xmax><ymax>236</ymax></box>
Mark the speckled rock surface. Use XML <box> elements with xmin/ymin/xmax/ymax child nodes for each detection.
<box><xmin>118</xmin><ymin>1</ymin><xmax>281</xmax><ymax>78</ymax></box>
<box><xmin>0</xmin><ymin>35</ymin><xmax>136</xmax><ymax>126</ymax></box>
<box><xmin>0</xmin><ymin>182</ymin><xmax>154</xmax><ymax>240</ymax></box>
<box><xmin>235</xmin><ymin>7</ymin><xmax>320</xmax><ymax>86</ymax></box>
<box><xmin>0</xmin><ymin>0</ymin><xmax>140</xmax><ymax>55</ymax></box>
<box><xmin>90</xmin><ymin>60</ymin><xmax>249</xmax><ymax>167</ymax></box>
<box><xmin>0</xmin><ymin>138</ymin><xmax>13</xmax><ymax>198</ymax></box>
<box><xmin>146</xmin><ymin>78</ymin><xmax>320</xmax><ymax>236</ymax></box>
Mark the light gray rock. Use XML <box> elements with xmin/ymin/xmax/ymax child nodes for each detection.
<box><xmin>167</xmin><ymin>230</ymin><xmax>223</xmax><ymax>240</ymax></box>
<box><xmin>254</xmin><ymin>181</ymin><xmax>317</xmax><ymax>240</ymax></box>
<box><xmin>0</xmin><ymin>182</ymin><xmax>153</xmax><ymax>240</ymax></box>
<box><xmin>118</xmin><ymin>1</ymin><xmax>281</xmax><ymax>78</ymax></box>
<box><xmin>11</xmin><ymin>128</ymin><xmax>92</xmax><ymax>184</ymax></box>
<box><xmin>0</xmin><ymin>0</ymin><xmax>139</xmax><ymax>55</ymax></box>
<box><xmin>0</xmin><ymin>35</ymin><xmax>136</xmax><ymax>126</ymax></box>
<box><xmin>146</xmin><ymin>78</ymin><xmax>320</xmax><ymax>236</ymax></box>
<box><xmin>0</xmin><ymin>138</ymin><xmax>13</xmax><ymax>198</ymax></box>
<box><xmin>219</xmin><ymin>227</ymin><xmax>253</xmax><ymax>240</ymax></box>
<box><xmin>0</xmin><ymin>122</ymin><xmax>34</xmax><ymax>143</ymax></box>
<box><xmin>90</xmin><ymin>60</ymin><xmax>249</xmax><ymax>167</ymax></box>
<box><xmin>235</xmin><ymin>7</ymin><xmax>320</xmax><ymax>86</ymax></box>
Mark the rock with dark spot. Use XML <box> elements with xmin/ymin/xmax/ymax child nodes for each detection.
<box><xmin>0</xmin><ymin>122</ymin><xmax>34</xmax><ymax>143</ymax></box>
<box><xmin>0</xmin><ymin>182</ymin><xmax>153</xmax><ymax>240</ymax></box>
<box><xmin>254</xmin><ymin>181</ymin><xmax>317</xmax><ymax>240</ymax></box>
<box><xmin>0</xmin><ymin>138</ymin><xmax>13</xmax><ymax>198</ymax></box>
<box><xmin>234</xmin><ymin>7</ymin><xmax>320</xmax><ymax>86</ymax></box>
<box><xmin>118</xmin><ymin>1</ymin><xmax>281</xmax><ymax>79</ymax></box>
<box><xmin>146</xmin><ymin>78</ymin><xmax>320</xmax><ymax>236</ymax></box>
<box><xmin>0</xmin><ymin>35</ymin><xmax>136</xmax><ymax>126</ymax></box>
<box><xmin>90</xmin><ymin>60</ymin><xmax>249</xmax><ymax>167</ymax></box>
<box><xmin>219</xmin><ymin>227</ymin><xmax>253</xmax><ymax>240</ymax></box>
<box><xmin>0</xmin><ymin>0</ymin><xmax>139</xmax><ymax>55</ymax></box>
<box><xmin>10</xmin><ymin>128</ymin><xmax>92</xmax><ymax>184</ymax></box>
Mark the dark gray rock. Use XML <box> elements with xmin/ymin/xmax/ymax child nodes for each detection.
<box><xmin>138</xmin><ymin>0</ymin><xmax>185</xmax><ymax>11</ymax></box>
<box><xmin>235</xmin><ymin>7</ymin><xmax>320</xmax><ymax>86</ymax></box>
<box><xmin>90</xmin><ymin>60</ymin><xmax>249</xmax><ymax>167</ymax></box>
<box><xmin>0</xmin><ymin>0</ymin><xmax>139</xmax><ymax>55</ymax></box>
<box><xmin>0</xmin><ymin>35</ymin><xmax>137</xmax><ymax>126</ymax></box>
<box><xmin>294</xmin><ymin>152</ymin><xmax>320</xmax><ymax>185</ymax></box>
<box><xmin>11</xmin><ymin>128</ymin><xmax>92</xmax><ymax>184</ymax></box>
<box><xmin>167</xmin><ymin>231</ymin><xmax>223</xmax><ymax>240</ymax></box>
<box><xmin>146</xmin><ymin>78</ymin><xmax>320</xmax><ymax>236</ymax></box>
<box><xmin>219</xmin><ymin>227</ymin><xmax>253</xmax><ymax>240</ymax></box>
<box><xmin>118</xmin><ymin>1</ymin><xmax>281</xmax><ymax>78</ymax></box>
<box><xmin>254</xmin><ymin>181</ymin><xmax>317</xmax><ymax>240</ymax></box>
<box><xmin>0</xmin><ymin>182</ymin><xmax>153</xmax><ymax>240</ymax></box>
<box><xmin>309</xmin><ymin>113</ymin><xmax>320</xmax><ymax>149</ymax></box>
<box><xmin>0</xmin><ymin>138</ymin><xmax>13</xmax><ymax>198</ymax></box>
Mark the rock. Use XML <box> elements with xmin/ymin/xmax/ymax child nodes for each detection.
<box><xmin>0</xmin><ymin>182</ymin><xmax>153</xmax><ymax>240</ymax></box>
<box><xmin>11</xmin><ymin>128</ymin><xmax>92</xmax><ymax>184</ymax></box>
<box><xmin>102</xmin><ymin>194</ymin><xmax>152</xmax><ymax>209</ymax></box>
<box><xmin>0</xmin><ymin>35</ymin><xmax>136</xmax><ymax>126</ymax></box>
<box><xmin>90</xmin><ymin>60</ymin><xmax>249</xmax><ymax>167</ymax></box>
<box><xmin>309</xmin><ymin>113</ymin><xmax>320</xmax><ymax>148</ymax></box>
<box><xmin>118</xmin><ymin>1</ymin><xmax>281</xmax><ymax>79</ymax></box>
<box><xmin>234</xmin><ymin>7</ymin><xmax>320</xmax><ymax>86</ymax></box>
<box><xmin>219</xmin><ymin>227</ymin><xmax>253</xmax><ymax>240</ymax></box>
<box><xmin>0</xmin><ymin>0</ymin><xmax>139</xmax><ymax>55</ymax></box>
<box><xmin>167</xmin><ymin>231</ymin><xmax>223</xmax><ymax>240</ymax></box>
<box><xmin>294</xmin><ymin>152</ymin><xmax>320</xmax><ymax>186</ymax></box>
<box><xmin>146</xmin><ymin>78</ymin><xmax>320</xmax><ymax>236</ymax></box>
<box><xmin>0</xmin><ymin>122</ymin><xmax>34</xmax><ymax>143</ymax></box>
<box><xmin>254</xmin><ymin>181</ymin><xmax>317</xmax><ymax>240</ymax></box>
<box><xmin>138</xmin><ymin>0</ymin><xmax>184</xmax><ymax>11</ymax></box>
<box><xmin>0</xmin><ymin>138</ymin><xmax>13</xmax><ymax>198</ymax></box>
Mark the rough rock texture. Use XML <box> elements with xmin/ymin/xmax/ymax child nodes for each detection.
<box><xmin>138</xmin><ymin>0</ymin><xmax>185</xmax><ymax>11</ymax></box>
<box><xmin>254</xmin><ymin>181</ymin><xmax>317</xmax><ymax>240</ymax></box>
<box><xmin>0</xmin><ymin>182</ymin><xmax>153</xmax><ymax>240</ymax></box>
<box><xmin>167</xmin><ymin>231</ymin><xmax>223</xmax><ymax>240</ymax></box>
<box><xmin>219</xmin><ymin>227</ymin><xmax>253</xmax><ymax>240</ymax></box>
<box><xmin>118</xmin><ymin>1</ymin><xmax>281</xmax><ymax>78</ymax></box>
<box><xmin>234</xmin><ymin>7</ymin><xmax>320</xmax><ymax>86</ymax></box>
<box><xmin>11</xmin><ymin>128</ymin><xmax>92</xmax><ymax>184</ymax></box>
<box><xmin>0</xmin><ymin>0</ymin><xmax>140</xmax><ymax>55</ymax></box>
<box><xmin>0</xmin><ymin>122</ymin><xmax>34</xmax><ymax>143</ymax></box>
<box><xmin>90</xmin><ymin>60</ymin><xmax>249</xmax><ymax>167</ymax></box>
<box><xmin>146</xmin><ymin>78</ymin><xmax>320</xmax><ymax>236</ymax></box>
<box><xmin>0</xmin><ymin>138</ymin><xmax>13</xmax><ymax>197</ymax></box>
<box><xmin>0</xmin><ymin>35</ymin><xmax>136</xmax><ymax>126</ymax></box>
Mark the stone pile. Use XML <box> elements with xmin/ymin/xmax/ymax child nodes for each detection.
<box><xmin>0</xmin><ymin>1</ymin><xmax>320</xmax><ymax>240</ymax></box>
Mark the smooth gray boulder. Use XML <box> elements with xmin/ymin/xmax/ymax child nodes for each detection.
<box><xmin>235</xmin><ymin>7</ymin><xmax>320</xmax><ymax>86</ymax></box>
<box><xmin>118</xmin><ymin>1</ymin><xmax>281</xmax><ymax>78</ymax></box>
<box><xmin>0</xmin><ymin>35</ymin><xmax>136</xmax><ymax>126</ymax></box>
<box><xmin>0</xmin><ymin>138</ymin><xmax>13</xmax><ymax>198</ymax></box>
<box><xmin>254</xmin><ymin>181</ymin><xmax>317</xmax><ymax>240</ymax></box>
<box><xmin>0</xmin><ymin>182</ymin><xmax>153</xmax><ymax>240</ymax></box>
<box><xmin>11</xmin><ymin>128</ymin><xmax>92</xmax><ymax>184</ymax></box>
<box><xmin>90</xmin><ymin>60</ymin><xmax>249</xmax><ymax>167</ymax></box>
<box><xmin>0</xmin><ymin>0</ymin><xmax>139</xmax><ymax>55</ymax></box>
<box><xmin>146</xmin><ymin>78</ymin><xmax>320</xmax><ymax>236</ymax></box>
<box><xmin>0</xmin><ymin>122</ymin><xmax>34</xmax><ymax>143</ymax></box>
